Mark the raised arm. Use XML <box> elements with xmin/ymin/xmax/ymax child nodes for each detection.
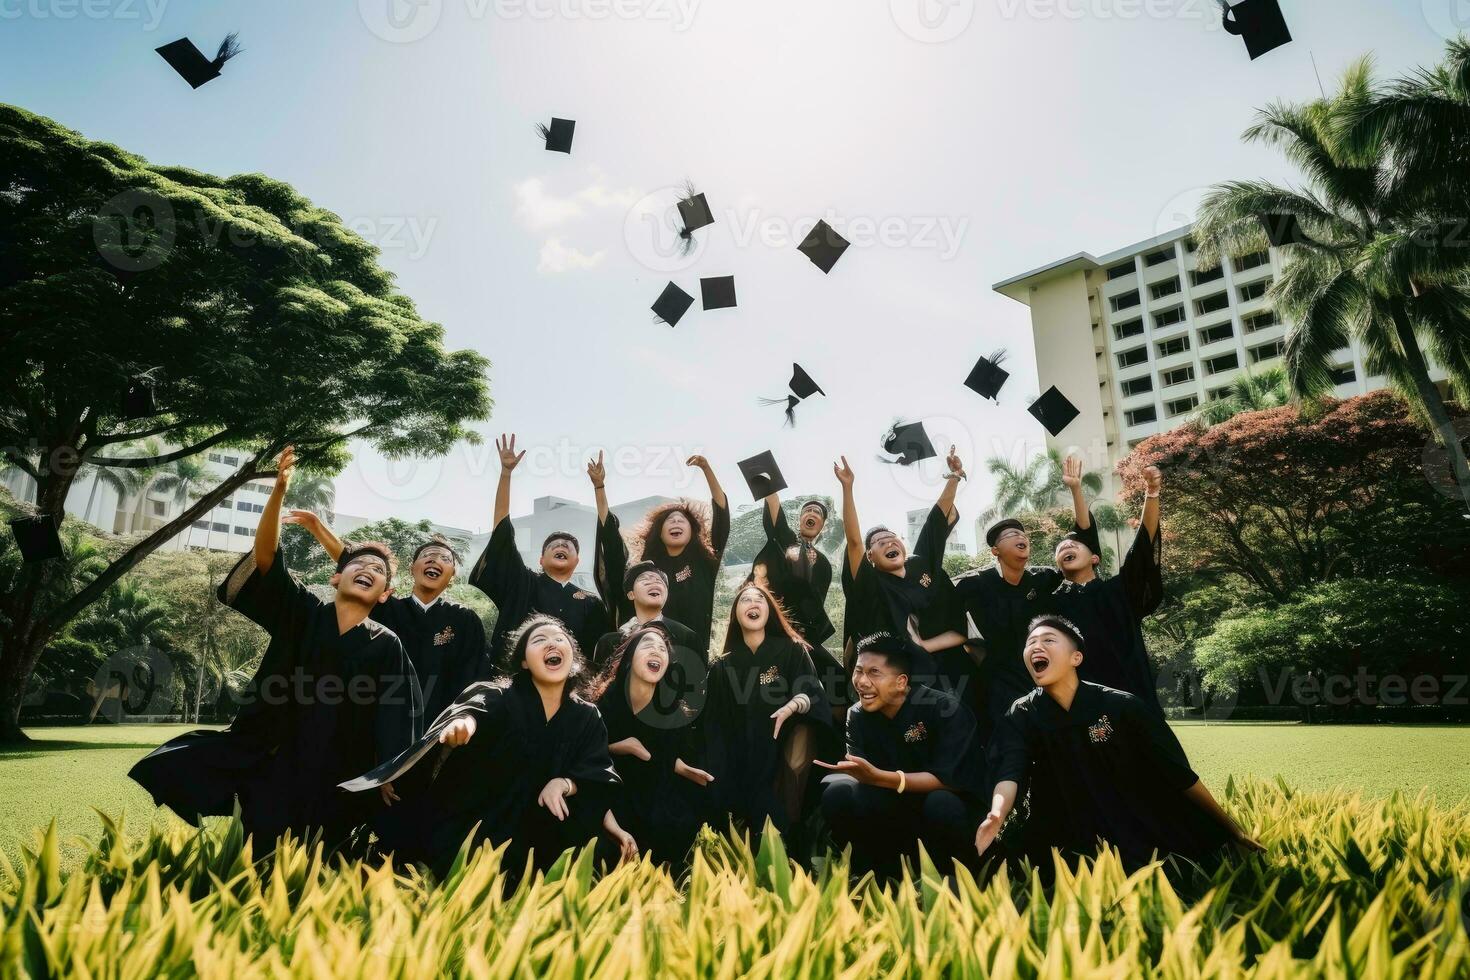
<box><xmin>936</xmin><ymin>444</ymin><xmax>965</xmax><ymax>521</ymax></box>
<box><xmin>281</xmin><ymin>509</ymin><xmax>345</xmax><ymax>562</ymax></box>
<box><xmin>255</xmin><ymin>446</ymin><xmax>294</xmax><ymax>573</ymax></box>
<box><xmin>763</xmin><ymin>491</ymin><xmax>782</xmax><ymax>525</ymax></box>
<box><xmin>1062</xmin><ymin>455</ymin><xmax>1090</xmax><ymax>531</ymax></box>
<box><xmin>588</xmin><ymin>451</ymin><xmax>609</xmax><ymax>523</ymax></box>
<box><xmin>834</xmin><ymin>456</ymin><xmax>862</xmax><ymax>573</ymax></box>
<box><xmin>1140</xmin><ymin>465</ymin><xmax>1161</xmax><ymax>540</ymax></box>
<box><xmin>492</xmin><ymin>433</ymin><xmax>526</xmax><ymax>529</ymax></box>
<box><xmin>686</xmin><ymin>454</ymin><xmax>727</xmax><ymax>512</ymax></box>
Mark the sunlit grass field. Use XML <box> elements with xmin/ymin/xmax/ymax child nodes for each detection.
<box><xmin>2</xmin><ymin>723</ymin><xmax>1468</xmax><ymax>976</ymax></box>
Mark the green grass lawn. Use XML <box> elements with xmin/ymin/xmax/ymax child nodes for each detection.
<box><xmin>3</xmin><ymin>721</ymin><xmax>1468</xmax><ymax>867</ymax></box>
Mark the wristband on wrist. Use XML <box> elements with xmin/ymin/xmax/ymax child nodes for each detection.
<box><xmin>896</xmin><ymin>770</ymin><xmax>907</xmax><ymax>794</ymax></box>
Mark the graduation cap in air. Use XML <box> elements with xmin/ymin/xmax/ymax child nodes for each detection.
<box><xmin>964</xmin><ymin>349</ymin><xmax>1010</xmax><ymax>401</ymax></box>
<box><xmin>537</xmin><ymin>118</ymin><xmax>576</xmax><ymax>153</ymax></box>
<box><xmin>1261</xmin><ymin>212</ymin><xmax>1314</xmax><ymax>248</ymax></box>
<box><xmin>155</xmin><ymin>34</ymin><xmax>243</xmax><ymax>89</ymax></box>
<box><xmin>759</xmin><ymin>363</ymin><xmax>826</xmax><ymax>425</ymax></box>
<box><xmin>880</xmin><ymin>421</ymin><xmax>937</xmax><ymax>466</ymax></box>
<box><xmin>676</xmin><ymin>183</ymin><xmax>715</xmax><ymax>254</ymax></box>
<box><xmin>737</xmin><ymin>451</ymin><xmax>788</xmax><ymax>500</ymax></box>
<box><xmin>652</xmin><ymin>282</ymin><xmax>695</xmax><ymax>327</ymax></box>
<box><xmin>1028</xmin><ymin>386</ymin><xmax>1080</xmax><ymax>437</ymax></box>
<box><xmin>797</xmin><ymin>220</ymin><xmax>850</xmax><ymax>274</ymax></box>
<box><xmin>701</xmin><ymin>275</ymin><xmax>737</xmax><ymax>310</ymax></box>
<box><xmin>8</xmin><ymin>515</ymin><xmax>63</xmax><ymax>564</ymax></box>
<box><xmin>1219</xmin><ymin>0</ymin><xmax>1291</xmax><ymax>61</ymax></box>
<box><xmin>121</xmin><ymin>371</ymin><xmax>159</xmax><ymax>420</ymax></box>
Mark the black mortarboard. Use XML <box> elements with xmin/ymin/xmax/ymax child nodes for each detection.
<box><xmin>652</xmin><ymin>282</ymin><xmax>695</xmax><ymax>326</ymax></box>
<box><xmin>1219</xmin><ymin>0</ymin><xmax>1292</xmax><ymax>61</ymax></box>
<box><xmin>737</xmin><ymin>451</ymin><xmax>787</xmax><ymax>500</ymax></box>
<box><xmin>537</xmin><ymin>118</ymin><xmax>575</xmax><ymax>153</ymax></box>
<box><xmin>797</xmin><ymin>220</ymin><xmax>850</xmax><ymax>274</ymax></box>
<box><xmin>701</xmin><ymin>275</ymin><xmax>737</xmax><ymax>310</ymax></box>
<box><xmin>1261</xmin><ymin>212</ymin><xmax>1314</xmax><ymax>248</ymax></box>
<box><xmin>121</xmin><ymin>375</ymin><xmax>157</xmax><ymax>420</ymax></box>
<box><xmin>156</xmin><ymin>34</ymin><xmax>243</xmax><ymax>90</ymax></box>
<box><xmin>677</xmin><ymin>190</ymin><xmax>715</xmax><ymax>236</ymax></box>
<box><xmin>760</xmin><ymin>363</ymin><xmax>826</xmax><ymax>425</ymax></box>
<box><xmin>8</xmin><ymin>515</ymin><xmax>63</xmax><ymax>563</ymax></box>
<box><xmin>881</xmin><ymin>421</ymin><xmax>937</xmax><ymax>466</ymax></box>
<box><xmin>964</xmin><ymin>350</ymin><xmax>1010</xmax><ymax>401</ymax></box>
<box><xmin>1028</xmin><ymin>386</ymin><xmax>1080</xmax><ymax>437</ymax></box>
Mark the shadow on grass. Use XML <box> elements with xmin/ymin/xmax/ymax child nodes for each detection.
<box><xmin>0</xmin><ymin>739</ymin><xmax>164</xmax><ymax>758</ymax></box>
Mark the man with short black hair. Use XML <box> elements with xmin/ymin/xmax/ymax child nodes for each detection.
<box><xmin>817</xmin><ymin>631</ymin><xmax>984</xmax><ymax>879</ymax></box>
<box><xmin>589</xmin><ymin>560</ymin><xmax>698</xmax><ymax>670</ymax></box>
<box><xmin>471</xmin><ymin>434</ymin><xmax>611</xmax><ymax>663</ymax></box>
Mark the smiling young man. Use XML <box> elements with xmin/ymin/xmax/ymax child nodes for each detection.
<box><xmin>1050</xmin><ymin>463</ymin><xmax>1168</xmax><ymax>712</ymax></box>
<box><xmin>954</xmin><ymin>455</ymin><xmax>1090</xmax><ymax>740</ymax></box>
<box><xmin>816</xmin><ymin>631</ymin><xmax>984</xmax><ymax>879</ymax></box>
<box><xmin>834</xmin><ymin>450</ymin><xmax>969</xmax><ymax>693</ymax></box>
<box><xmin>588</xmin><ymin>561</ymin><xmax>698</xmax><ymax>671</ymax></box>
<box><xmin>129</xmin><ymin>446</ymin><xmax>423</xmax><ymax>853</ymax></box>
<box><xmin>974</xmin><ymin>616</ymin><xmax>1261</xmax><ymax>871</ymax></box>
<box><xmin>470</xmin><ymin>434</ymin><xmax>611</xmax><ymax>666</ymax></box>
<box><xmin>282</xmin><ymin>515</ymin><xmax>490</xmax><ymax>722</ymax></box>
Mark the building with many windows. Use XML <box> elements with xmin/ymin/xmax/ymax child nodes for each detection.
<box><xmin>992</xmin><ymin>223</ymin><xmax>1446</xmax><ymax>493</ymax></box>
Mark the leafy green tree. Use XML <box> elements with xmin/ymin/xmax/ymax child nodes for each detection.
<box><xmin>284</xmin><ymin>472</ymin><xmax>336</xmax><ymax>523</ymax></box>
<box><xmin>0</xmin><ymin>106</ymin><xmax>491</xmax><ymax>741</ymax></box>
<box><xmin>1192</xmin><ymin>43</ymin><xmax>1470</xmax><ymax>514</ymax></box>
<box><xmin>1193</xmin><ymin>367</ymin><xmax>1292</xmax><ymax>426</ymax></box>
<box><xmin>148</xmin><ymin>458</ymin><xmax>217</xmax><ymax>549</ymax></box>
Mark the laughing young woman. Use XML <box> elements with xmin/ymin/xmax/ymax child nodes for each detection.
<box><xmin>342</xmin><ymin>614</ymin><xmax>633</xmax><ymax>877</ymax></box>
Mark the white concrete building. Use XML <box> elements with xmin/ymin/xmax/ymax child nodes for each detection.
<box><xmin>992</xmin><ymin>223</ymin><xmax>1443</xmax><ymax>492</ymax></box>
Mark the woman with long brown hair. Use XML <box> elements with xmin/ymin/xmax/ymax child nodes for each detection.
<box><xmin>700</xmin><ymin>582</ymin><xmax>833</xmax><ymax>842</ymax></box>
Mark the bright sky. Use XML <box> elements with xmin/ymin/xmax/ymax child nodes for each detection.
<box><xmin>1</xmin><ymin>1</ymin><xmax>1456</xmax><ymax>548</ymax></box>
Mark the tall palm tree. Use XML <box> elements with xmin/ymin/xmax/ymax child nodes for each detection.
<box><xmin>284</xmin><ymin>471</ymin><xmax>336</xmax><ymax>524</ymax></box>
<box><xmin>1193</xmin><ymin>47</ymin><xmax>1470</xmax><ymax>514</ymax></box>
<box><xmin>78</xmin><ymin>438</ymin><xmax>160</xmax><ymax>531</ymax></box>
<box><xmin>981</xmin><ymin>448</ymin><xmax>1102</xmax><ymax>522</ymax></box>
<box><xmin>1193</xmin><ymin>366</ymin><xmax>1292</xmax><ymax>426</ymax></box>
<box><xmin>150</xmin><ymin>458</ymin><xmax>217</xmax><ymax>551</ymax></box>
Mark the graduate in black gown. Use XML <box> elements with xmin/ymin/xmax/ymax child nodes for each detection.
<box><xmin>593</xmin><ymin>453</ymin><xmax>730</xmax><ymax>656</ymax></box>
<box><xmin>281</xmin><ymin>514</ymin><xmax>491</xmax><ymax>721</ymax></box>
<box><xmin>471</xmin><ymin>434</ymin><xmax>610</xmax><ymax>664</ymax></box>
<box><xmin>588</xmin><ymin>561</ymin><xmax>698</xmax><ymax>672</ymax></box>
<box><xmin>341</xmin><ymin>614</ymin><xmax>634</xmax><ymax>877</ymax></box>
<box><xmin>834</xmin><ymin>451</ymin><xmax>971</xmax><ymax>696</ymax></box>
<box><xmin>700</xmin><ymin>583</ymin><xmax>833</xmax><ymax>840</ymax></box>
<box><xmin>817</xmin><ymin>632</ymin><xmax>985</xmax><ymax>880</ymax></box>
<box><xmin>129</xmin><ymin>447</ymin><xmax>422</xmax><ymax>854</ymax></box>
<box><xmin>953</xmin><ymin>456</ymin><xmax>1089</xmax><ymax>740</ymax></box>
<box><xmin>1050</xmin><ymin>463</ymin><xmax>1167</xmax><ymax>713</ymax></box>
<box><xmin>591</xmin><ymin>622</ymin><xmax>714</xmax><ymax>866</ymax></box>
<box><xmin>751</xmin><ymin>493</ymin><xmax>850</xmax><ymax>723</ymax></box>
<box><xmin>975</xmin><ymin>616</ymin><xmax>1262</xmax><ymax>873</ymax></box>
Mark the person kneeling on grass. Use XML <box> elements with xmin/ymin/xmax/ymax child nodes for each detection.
<box><xmin>817</xmin><ymin>631</ymin><xmax>985</xmax><ymax>880</ymax></box>
<box><xmin>974</xmin><ymin>615</ymin><xmax>1262</xmax><ymax>872</ymax></box>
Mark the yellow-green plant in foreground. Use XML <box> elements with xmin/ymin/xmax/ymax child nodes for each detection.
<box><xmin>1</xmin><ymin>778</ymin><xmax>1468</xmax><ymax>977</ymax></box>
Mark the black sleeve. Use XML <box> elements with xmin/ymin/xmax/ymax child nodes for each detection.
<box><xmin>844</xmin><ymin>706</ymin><xmax>866</xmax><ymax>758</ymax></box>
<box><xmin>709</xmin><ymin>498</ymin><xmax>732</xmax><ymax>562</ymax></box>
<box><xmin>340</xmin><ymin>682</ymin><xmax>506</xmax><ymax>792</ymax></box>
<box><xmin>1119</xmin><ymin>524</ymin><xmax>1164</xmax><ymax>619</ymax></box>
<box><xmin>986</xmin><ymin>707</ymin><xmax>1030</xmax><ymax>787</ymax></box>
<box><xmin>468</xmin><ymin>518</ymin><xmax>536</xmax><ymax>612</ymax></box>
<box><xmin>217</xmin><ymin>547</ymin><xmax>320</xmax><ymax>636</ymax></box>
<box><xmin>1072</xmin><ymin>511</ymin><xmax>1103</xmax><ymax>561</ymax></box>
<box><xmin>764</xmin><ymin>503</ymin><xmax>798</xmax><ymax>551</ymax></box>
<box><xmin>1122</xmin><ymin>694</ymin><xmax>1197</xmax><ymax>791</ymax></box>
<box><xmin>914</xmin><ymin>504</ymin><xmax>958</xmax><ymax>577</ymax></box>
<box><xmin>928</xmin><ymin>699</ymin><xmax>980</xmax><ymax>792</ymax></box>
<box><xmin>789</xmin><ymin>646</ymin><xmax>832</xmax><ymax>727</ymax></box>
<box><xmin>374</xmin><ymin>637</ymin><xmax>425</xmax><ymax>762</ymax></box>
<box><xmin>593</xmin><ymin>512</ymin><xmax>631</xmax><ymax>624</ymax></box>
<box><xmin>452</xmin><ymin>608</ymin><xmax>492</xmax><ymax>698</ymax></box>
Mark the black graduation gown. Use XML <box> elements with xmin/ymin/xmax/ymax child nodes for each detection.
<box><xmin>954</xmin><ymin>565</ymin><xmax>1063</xmax><ymax>737</ymax></box>
<box><xmin>699</xmin><ymin>634</ymin><xmax>834</xmax><ymax>835</ymax></box>
<box><xmin>589</xmin><ymin>615</ymin><xmax>699</xmax><ymax>673</ymax></box>
<box><xmin>129</xmin><ymin>549</ymin><xmax>422</xmax><ymax>848</ymax></box>
<box><xmin>843</xmin><ymin>684</ymin><xmax>987</xmax><ymax>806</ymax></box>
<box><xmin>596</xmin><ymin>668</ymin><xmax>707</xmax><ymax>866</ymax></box>
<box><xmin>841</xmin><ymin>505</ymin><xmax>969</xmax><ymax>690</ymax></box>
<box><xmin>988</xmin><ymin>682</ymin><xmax>1230</xmax><ymax>869</ymax></box>
<box><xmin>470</xmin><ymin>517</ymin><xmax>611</xmax><ymax>665</ymax></box>
<box><xmin>593</xmin><ymin>504</ymin><xmax>731</xmax><ymax>656</ymax></box>
<box><xmin>1050</xmin><ymin>524</ymin><xmax>1165</xmax><ymax>713</ymax></box>
<box><xmin>345</xmin><ymin>675</ymin><xmax>620</xmax><ymax>874</ymax></box>
<box><xmin>756</xmin><ymin>507</ymin><xmax>850</xmax><ymax>712</ymax></box>
<box><xmin>369</xmin><ymin>594</ymin><xmax>491</xmax><ymax>721</ymax></box>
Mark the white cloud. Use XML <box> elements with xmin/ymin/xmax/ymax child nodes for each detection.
<box><xmin>514</xmin><ymin>173</ymin><xmax>640</xmax><ymax>231</ymax></box>
<box><xmin>537</xmin><ymin>238</ymin><xmax>605</xmax><ymax>274</ymax></box>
